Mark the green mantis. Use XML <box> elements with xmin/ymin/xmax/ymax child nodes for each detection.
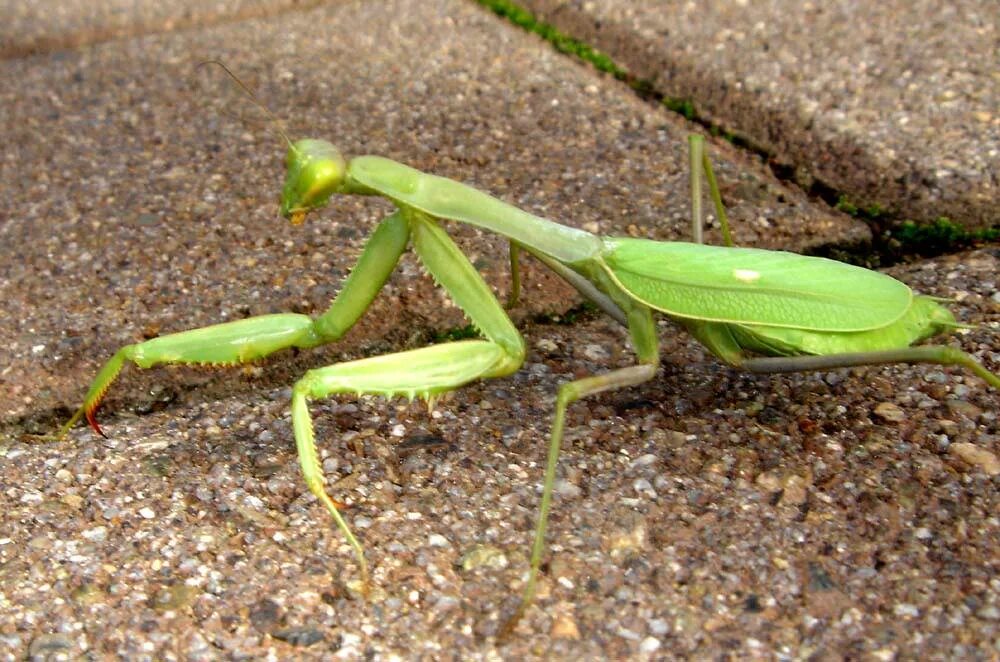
<box><xmin>58</xmin><ymin>102</ymin><xmax>998</xmax><ymax>635</ymax></box>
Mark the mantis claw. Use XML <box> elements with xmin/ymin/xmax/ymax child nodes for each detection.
<box><xmin>85</xmin><ymin>406</ymin><xmax>108</xmax><ymax>438</ymax></box>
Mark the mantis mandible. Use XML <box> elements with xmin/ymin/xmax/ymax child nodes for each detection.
<box><xmin>57</xmin><ymin>76</ymin><xmax>999</xmax><ymax>634</ymax></box>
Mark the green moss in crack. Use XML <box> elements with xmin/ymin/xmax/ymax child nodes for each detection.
<box><xmin>476</xmin><ymin>0</ymin><xmax>702</xmax><ymax>128</ymax></box>
<box><xmin>835</xmin><ymin>195</ymin><xmax>887</xmax><ymax>220</ymax></box>
<box><xmin>663</xmin><ymin>97</ymin><xmax>696</xmax><ymax>121</ymax></box>
<box><xmin>477</xmin><ymin>0</ymin><xmax>622</xmax><ymax>76</ymax></box>
<box><xmin>894</xmin><ymin>217</ymin><xmax>999</xmax><ymax>254</ymax></box>
<box><xmin>834</xmin><ymin>195</ymin><xmax>858</xmax><ymax>217</ymax></box>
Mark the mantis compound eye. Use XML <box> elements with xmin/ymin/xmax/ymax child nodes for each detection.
<box><xmin>280</xmin><ymin>139</ymin><xmax>347</xmax><ymax>222</ymax></box>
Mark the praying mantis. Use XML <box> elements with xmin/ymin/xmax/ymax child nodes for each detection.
<box><xmin>56</xmin><ymin>78</ymin><xmax>999</xmax><ymax>635</ymax></box>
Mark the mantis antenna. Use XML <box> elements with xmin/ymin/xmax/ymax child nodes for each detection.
<box><xmin>196</xmin><ymin>60</ymin><xmax>297</xmax><ymax>151</ymax></box>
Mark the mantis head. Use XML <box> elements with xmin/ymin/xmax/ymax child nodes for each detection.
<box><xmin>280</xmin><ymin>138</ymin><xmax>348</xmax><ymax>225</ymax></box>
<box><xmin>193</xmin><ymin>62</ymin><xmax>349</xmax><ymax>225</ymax></box>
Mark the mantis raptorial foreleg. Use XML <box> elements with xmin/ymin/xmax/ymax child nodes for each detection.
<box><xmin>58</xmin><ymin>211</ymin><xmax>409</xmax><ymax>437</ymax></box>
<box><xmin>290</xmin><ymin>210</ymin><xmax>525</xmax><ymax>591</ymax></box>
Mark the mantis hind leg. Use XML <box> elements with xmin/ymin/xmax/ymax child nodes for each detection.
<box><xmin>685</xmin><ymin>320</ymin><xmax>1000</xmax><ymax>388</ymax></box>
<box><xmin>740</xmin><ymin>345</ymin><xmax>1000</xmax><ymax>388</ymax></box>
<box><xmin>59</xmin><ymin>211</ymin><xmax>410</xmax><ymax>438</ymax></box>
<box><xmin>688</xmin><ymin>134</ymin><xmax>734</xmax><ymax>247</ymax></box>
<box><xmin>507</xmin><ymin>241</ymin><xmax>522</xmax><ymax>308</ymax></box>
<box><xmin>683</xmin><ymin>135</ymin><xmax>998</xmax><ymax>388</ymax></box>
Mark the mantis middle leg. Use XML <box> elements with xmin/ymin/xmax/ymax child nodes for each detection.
<box><xmin>499</xmin><ymin>302</ymin><xmax>660</xmax><ymax>637</ymax></box>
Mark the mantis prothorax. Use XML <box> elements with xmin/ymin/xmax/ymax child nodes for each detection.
<box><xmin>58</xmin><ymin>95</ymin><xmax>998</xmax><ymax>635</ymax></box>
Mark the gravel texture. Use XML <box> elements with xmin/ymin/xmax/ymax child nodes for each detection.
<box><xmin>0</xmin><ymin>0</ymin><xmax>329</xmax><ymax>58</ymax></box>
<box><xmin>2</xmin><ymin>249</ymin><xmax>998</xmax><ymax>658</ymax></box>
<box><xmin>520</xmin><ymin>0</ymin><xmax>1000</xmax><ymax>229</ymax></box>
<box><xmin>1</xmin><ymin>0</ymin><xmax>998</xmax><ymax>659</ymax></box>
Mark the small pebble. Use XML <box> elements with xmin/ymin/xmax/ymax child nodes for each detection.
<box><xmin>629</xmin><ymin>453</ymin><xmax>658</xmax><ymax>469</ymax></box>
<box><xmin>948</xmin><ymin>443</ymin><xmax>1000</xmax><ymax>475</ymax></box>
<box><xmin>535</xmin><ymin>338</ymin><xmax>558</xmax><ymax>353</ymax></box>
<box><xmin>435</xmin><ymin>595</ymin><xmax>459</xmax><ymax>611</ymax></box>
<box><xmin>460</xmin><ymin>544</ymin><xmax>508</xmax><ymax>571</ymax></box>
<box><xmin>647</xmin><ymin>618</ymin><xmax>668</xmax><ymax>636</ymax></box>
<box><xmin>639</xmin><ymin>636</ymin><xmax>661</xmax><ymax>653</ymax></box>
<box><xmin>28</xmin><ymin>633</ymin><xmax>73</xmax><ymax>658</ymax></box>
<box><xmin>554</xmin><ymin>479</ymin><xmax>582</xmax><ymax>498</ymax></box>
<box><xmin>977</xmin><ymin>606</ymin><xmax>999</xmax><ymax>621</ymax></box>
<box><xmin>779</xmin><ymin>475</ymin><xmax>809</xmax><ymax>506</ymax></box>
<box><xmin>81</xmin><ymin>526</ymin><xmax>108</xmax><ymax>542</ymax></box>
<box><xmin>874</xmin><ymin>402</ymin><xmax>905</xmax><ymax>423</ymax></box>
<box><xmin>633</xmin><ymin>478</ymin><xmax>656</xmax><ymax>498</ymax></box>
<box><xmin>271</xmin><ymin>626</ymin><xmax>324</xmax><ymax>646</ymax></box>
<box><xmin>550</xmin><ymin>613</ymin><xmax>580</xmax><ymax>639</ymax></box>
<box><xmin>755</xmin><ymin>470</ymin><xmax>783</xmax><ymax>493</ymax></box>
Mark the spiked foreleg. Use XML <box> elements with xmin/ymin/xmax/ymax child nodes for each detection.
<box><xmin>289</xmin><ymin>211</ymin><xmax>526</xmax><ymax>594</ymax></box>
<box><xmin>59</xmin><ymin>212</ymin><xmax>410</xmax><ymax>437</ymax></box>
<box><xmin>291</xmin><ymin>341</ymin><xmax>514</xmax><ymax>590</ymax></box>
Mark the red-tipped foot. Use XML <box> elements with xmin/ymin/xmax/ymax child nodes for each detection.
<box><xmin>85</xmin><ymin>407</ymin><xmax>108</xmax><ymax>438</ymax></box>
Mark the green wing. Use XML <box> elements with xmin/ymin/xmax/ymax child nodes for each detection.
<box><xmin>602</xmin><ymin>238</ymin><xmax>912</xmax><ymax>332</ymax></box>
<box><xmin>732</xmin><ymin>296</ymin><xmax>957</xmax><ymax>355</ymax></box>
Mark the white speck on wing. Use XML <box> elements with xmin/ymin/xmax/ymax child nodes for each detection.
<box><xmin>733</xmin><ymin>269</ymin><xmax>761</xmax><ymax>283</ymax></box>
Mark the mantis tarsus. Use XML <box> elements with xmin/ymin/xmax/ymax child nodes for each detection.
<box><xmin>57</xmin><ymin>82</ymin><xmax>998</xmax><ymax>635</ymax></box>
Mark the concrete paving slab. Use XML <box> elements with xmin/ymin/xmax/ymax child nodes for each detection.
<box><xmin>518</xmin><ymin>0</ymin><xmax>999</xmax><ymax>229</ymax></box>
<box><xmin>1</xmin><ymin>0</ymin><xmax>997</xmax><ymax>658</ymax></box>
<box><xmin>0</xmin><ymin>0</ymin><xmax>328</xmax><ymax>58</ymax></box>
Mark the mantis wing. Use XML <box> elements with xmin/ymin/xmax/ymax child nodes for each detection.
<box><xmin>732</xmin><ymin>296</ymin><xmax>958</xmax><ymax>355</ymax></box>
<box><xmin>601</xmin><ymin>238</ymin><xmax>912</xmax><ymax>332</ymax></box>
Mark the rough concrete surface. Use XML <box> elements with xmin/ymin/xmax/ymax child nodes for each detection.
<box><xmin>1</xmin><ymin>0</ymin><xmax>998</xmax><ymax>659</ymax></box>
<box><xmin>520</xmin><ymin>0</ymin><xmax>999</xmax><ymax>229</ymax></box>
<box><xmin>0</xmin><ymin>0</ymin><xmax>330</xmax><ymax>58</ymax></box>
